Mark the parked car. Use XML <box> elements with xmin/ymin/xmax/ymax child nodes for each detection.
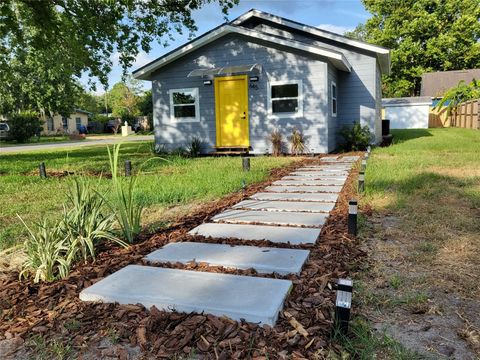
<box><xmin>0</xmin><ymin>122</ymin><xmax>9</xmax><ymax>140</ymax></box>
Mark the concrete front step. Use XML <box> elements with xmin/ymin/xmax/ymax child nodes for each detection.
<box><xmin>265</xmin><ymin>185</ymin><xmax>343</xmax><ymax>193</ymax></box>
<box><xmin>251</xmin><ymin>192</ymin><xmax>339</xmax><ymax>203</ymax></box>
<box><xmin>212</xmin><ymin>209</ymin><xmax>327</xmax><ymax>227</ymax></box>
<box><xmin>80</xmin><ymin>265</ymin><xmax>292</xmax><ymax>326</ymax></box>
<box><xmin>233</xmin><ymin>199</ymin><xmax>335</xmax><ymax>213</ymax></box>
<box><xmin>273</xmin><ymin>179</ymin><xmax>345</xmax><ymax>186</ymax></box>
<box><xmin>189</xmin><ymin>223</ymin><xmax>320</xmax><ymax>245</ymax></box>
<box><xmin>145</xmin><ymin>242</ymin><xmax>310</xmax><ymax>275</ymax></box>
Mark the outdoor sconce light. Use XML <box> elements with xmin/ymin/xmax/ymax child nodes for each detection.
<box><xmin>249</xmin><ymin>76</ymin><xmax>259</xmax><ymax>82</ymax></box>
<box><xmin>348</xmin><ymin>200</ymin><xmax>358</xmax><ymax>236</ymax></box>
<box><xmin>203</xmin><ymin>80</ymin><xmax>212</xmax><ymax>86</ymax></box>
<box><xmin>334</xmin><ymin>278</ymin><xmax>353</xmax><ymax>335</ymax></box>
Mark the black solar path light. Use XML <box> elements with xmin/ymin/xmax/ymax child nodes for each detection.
<box><xmin>361</xmin><ymin>159</ymin><xmax>367</xmax><ymax>172</ymax></box>
<box><xmin>242</xmin><ymin>157</ymin><xmax>250</xmax><ymax>171</ymax></box>
<box><xmin>39</xmin><ymin>162</ymin><xmax>47</xmax><ymax>178</ymax></box>
<box><xmin>348</xmin><ymin>200</ymin><xmax>358</xmax><ymax>236</ymax></box>
<box><xmin>125</xmin><ymin>160</ymin><xmax>132</xmax><ymax>177</ymax></box>
<box><xmin>334</xmin><ymin>278</ymin><xmax>353</xmax><ymax>335</ymax></box>
<box><xmin>358</xmin><ymin>171</ymin><xmax>365</xmax><ymax>193</ymax></box>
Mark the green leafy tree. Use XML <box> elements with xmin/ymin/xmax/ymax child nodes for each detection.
<box><xmin>0</xmin><ymin>0</ymin><xmax>238</xmax><ymax>114</ymax></box>
<box><xmin>347</xmin><ymin>0</ymin><xmax>480</xmax><ymax>97</ymax></box>
<box><xmin>138</xmin><ymin>90</ymin><xmax>153</xmax><ymax>117</ymax></box>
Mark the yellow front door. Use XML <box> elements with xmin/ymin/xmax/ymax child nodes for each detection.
<box><xmin>214</xmin><ymin>75</ymin><xmax>249</xmax><ymax>147</ymax></box>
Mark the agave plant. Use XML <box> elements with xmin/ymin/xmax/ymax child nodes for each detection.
<box><xmin>107</xmin><ymin>144</ymin><xmax>144</xmax><ymax>243</ymax></box>
<box><xmin>289</xmin><ymin>128</ymin><xmax>307</xmax><ymax>155</ymax></box>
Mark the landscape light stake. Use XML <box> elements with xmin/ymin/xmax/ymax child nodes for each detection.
<box><xmin>125</xmin><ymin>160</ymin><xmax>132</xmax><ymax>177</ymax></box>
<box><xmin>242</xmin><ymin>157</ymin><xmax>250</xmax><ymax>171</ymax></box>
<box><xmin>39</xmin><ymin>162</ymin><xmax>47</xmax><ymax>178</ymax></box>
<box><xmin>348</xmin><ymin>200</ymin><xmax>358</xmax><ymax>236</ymax></box>
<box><xmin>334</xmin><ymin>278</ymin><xmax>353</xmax><ymax>335</ymax></box>
<box><xmin>358</xmin><ymin>171</ymin><xmax>365</xmax><ymax>193</ymax></box>
<box><xmin>361</xmin><ymin>159</ymin><xmax>367</xmax><ymax>172</ymax></box>
<box><xmin>367</xmin><ymin>145</ymin><xmax>371</xmax><ymax>154</ymax></box>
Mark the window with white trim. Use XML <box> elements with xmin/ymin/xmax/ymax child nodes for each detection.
<box><xmin>75</xmin><ymin>117</ymin><xmax>82</xmax><ymax>130</ymax></box>
<box><xmin>268</xmin><ymin>80</ymin><xmax>303</xmax><ymax>118</ymax></box>
<box><xmin>62</xmin><ymin>117</ymin><xmax>68</xmax><ymax>129</ymax></box>
<box><xmin>331</xmin><ymin>81</ymin><xmax>337</xmax><ymax>117</ymax></box>
<box><xmin>169</xmin><ymin>88</ymin><xmax>199</xmax><ymax>122</ymax></box>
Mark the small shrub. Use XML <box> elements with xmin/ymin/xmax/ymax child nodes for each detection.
<box><xmin>339</xmin><ymin>121</ymin><xmax>373</xmax><ymax>151</ymax></box>
<box><xmin>107</xmin><ymin>144</ymin><xmax>144</xmax><ymax>243</ymax></box>
<box><xmin>268</xmin><ymin>130</ymin><xmax>284</xmax><ymax>156</ymax></box>
<box><xmin>289</xmin><ymin>128</ymin><xmax>307</xmax><ymax>155</ymax></box>
<box><xmin>7</xmin><ymin>111</ymin><xmax>44</xmax><ymax>143</ymax></box>
<box><xmin>121</xmin><ymin>113</ymin><xmax>136</xmax><ymax>126</ymax></box>
<box><xmin>186</xmin><ymin>137</ymin><xmax>204</xmax><ymax>157</ymax></box>
<box><xmin>19</xmin><ymin>218</ymin><xmax>73</xmax><ymax>283</ymax></box>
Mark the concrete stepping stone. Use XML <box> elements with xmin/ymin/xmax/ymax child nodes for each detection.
<box><xmin>212</xmin><ymin>209</ymin><xmax>327</xmax><ymax>227</ymax></box>
<box><xmin>293</xmin><ymin>171</ymin><xmax>348</xmax><ymax>177</ymax></box>
<box><xmin>266</xmin><ymin>185</ymin><xmax>343</xmax><ymax>193</ymax></box>
<box><xmin>189</xmin><ymin>223</ymin><xmax>320</xmax><ymax>245</ymax></box>
<box><xmin>283</xmin><ymin>175</ymin><xmax>347</xmax><ymax>181</ymax></box>
<box><xmin>233</xmin><ymin>199</ymin><xmax>335</xmax><ymax>213</ymax></box>
<box><xmin>80</xmin><ymin>265</ymin><xmax>292</xmax><ymax>326</ymax></box>
<box><xmin>298</xmin><ymin>165</ymin><xmax>351</xmax><ymax>171</ymax></box>
<box><xmin>274</xmin><ymin>179</ymin><xmax>345</xmax><ymax>186</ymax></box>
<box><xmin>251</xmin><ymin>192</ymin><xmax>339</xmax><ymax>203</ymax></box>
<box><xmin>145</xmin><ymin>242</ymin><xmax>310</xmax><ymax>275</ymax></box>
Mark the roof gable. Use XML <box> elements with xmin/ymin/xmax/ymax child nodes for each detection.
<box><xmin>133</xmin><ymin>24</ymin><xmax>352</xmax><ymax>80</ymax></box>
<box><xmin>232</xmin><ymin>9</ymin><xmax>390</xmax><ymax>74</ymax></box>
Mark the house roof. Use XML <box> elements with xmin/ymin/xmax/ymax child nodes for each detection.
<box><xmin>382</xmin><ymin>97</ymin><xmax>432</xmax><ymax>107</ymax></box>
<box><xmin>231</xmin><ymin>9</ymin><xmax>391</xmax><ymax>75</ymax></box>
<box><xmin>420</xmin><ymin>69</ymin><xmax>480</xmax><ymax>97</ymax></box>
<box><xmin>133</xmin><ymin>23</ymin><xmax>352</xmax><ymax>80</ymax></box>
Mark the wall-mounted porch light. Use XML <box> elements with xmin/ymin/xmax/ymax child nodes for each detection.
<box><xmin>203</xmin><ymin>80</ymin><xmax>212</xmax><ymax>86</ymax></box>
<box><xmin>249</xmin><ymin>76</ymin><xmax>259</xmax><ymax>82</ymax></box>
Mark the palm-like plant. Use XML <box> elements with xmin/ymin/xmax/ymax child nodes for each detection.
<box><xmin>434</xmin><ymin>79</ymin><xmax>480</xmax><ymax>122</ymax></box>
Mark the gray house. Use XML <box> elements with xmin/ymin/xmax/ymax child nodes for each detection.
<box><xmin>133</xmin><ymin>9</ymin><xmax>390</xmax><ymax>154</ymax></box>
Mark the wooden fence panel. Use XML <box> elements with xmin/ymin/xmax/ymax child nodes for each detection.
<box><xmin>430</xmin><ymin>99</ymin><xmax>479</xmax><ymax>129</ymax></box>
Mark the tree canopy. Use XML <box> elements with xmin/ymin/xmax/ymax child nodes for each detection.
<box><xmin>0</xmin><ymin>0</ymin><xmax>237</xmax><ymax>115</ymax></box>
<box><xmin>347</xmin><ymin>0</ymin><xmax>480</xmax><ymax>97</ymax></box>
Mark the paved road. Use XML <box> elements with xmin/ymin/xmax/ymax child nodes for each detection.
<box><xmin>0</xmin><ymin>135</ymin><xmax>154</xmax><ymax>154</ymax></box>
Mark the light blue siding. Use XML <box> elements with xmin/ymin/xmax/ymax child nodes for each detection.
<box><xmin>151</xmin><ymin>34</ymin><xmax>330</xmax><ymax>154</ymax></box>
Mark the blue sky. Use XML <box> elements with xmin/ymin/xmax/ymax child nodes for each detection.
<box><xmin>87</xmin><ymin>0</ymin><xmax>370</xmax><ymax>94</ymax></box>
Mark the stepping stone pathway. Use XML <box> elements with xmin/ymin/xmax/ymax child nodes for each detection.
<box><xmin>233</xmin><ymin>199</ymin><xmax>335</xmax><ymax>213</ymax></box>
<box><xmin>80</xmin><ymin>265</ymin><xmax>292</xmax><ymax>326</ymax></box>
<box><xmin>212</xmin><ymin>209</ymin><xmax>328</xmax><ymax>227</ymax></box>
<box><xmin>146</xmin><ymin>242</ymin><xmax>310</xmax><ymax>275</ymax></box>
<box><xmin>189</xmin><ymin>223</ymin><xmax>321</xmax><ymax>245</ymax></box>
<box><xmin>80</xmin><ymin>156</ymin><xmax>359</xmax><ymax>326</ymax></box>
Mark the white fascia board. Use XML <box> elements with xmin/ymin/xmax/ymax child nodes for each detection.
<box><xmin>133</xmin><ymin>24</ymin><xmax>352</xmax><ymax>80</ymax></box>
<box><xmin>233</xmin><ymin>9</ymin><xmax>390</xmax><ymax>74</ymax></box>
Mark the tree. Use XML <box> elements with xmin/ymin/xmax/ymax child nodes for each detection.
<box><xmin>0</xmin><ymin>0</ymin><xmax>238</xmax><ymax>114</ymax></box>
<box><xmin>107</xmin><ymin>78</ymin><xmax>143</xmax><ymax>117</ymax></box>
<box><xmin>138</xmin><ymin>90</ymin><xmax>153</xmax><ymax>117</ymax></box>
<box><xmin>7</xmin><ymin>111</ymin><xmax>44</xmax><ymax>143</ymax></box>
<box><xmin>346</xmin><ymin>0</ymin><xmax>480</xmax><ymax>97</ymax></box>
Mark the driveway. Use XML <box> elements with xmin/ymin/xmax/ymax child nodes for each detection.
<box><xmin>0</xmin><ymin>135</ymin><xmax>154</xmax><ymax>154</ymax></box>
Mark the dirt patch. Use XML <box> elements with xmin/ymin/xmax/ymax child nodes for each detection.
<box><xmin>0</xmin><ymin>154</ymin><xmax>366</xmax><ymax>359</ymax></box>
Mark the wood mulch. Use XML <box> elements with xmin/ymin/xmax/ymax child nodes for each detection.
<box><xmin>0</xmin><ymin>155</ymin><xmax>365</xmax><ymax>359</ymax></box>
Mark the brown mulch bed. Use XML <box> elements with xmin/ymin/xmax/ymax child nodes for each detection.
<box><xmin>0</xmin><ymin>155</ymin><xmax>365</xmax><ymax>359</ymax></box>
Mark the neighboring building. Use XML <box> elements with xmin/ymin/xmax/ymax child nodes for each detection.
<box><xmin>42</xmin><ymin>109</ymin><xmax>90</xmax><ymax>135</ymax></box>
<box><xmin>382</xmin><ymin>97</ymin><xmax>432</xmax><ymax>129</ymax></box>
<box><xmin>133</xmin><ymin>9</ymin><xmax>391</xmax><ymax>154</ymax></box>
<box><xmin>421</xmin><ymin>69</ymin><xmax>480</xmax><ymax>98</ymax></box>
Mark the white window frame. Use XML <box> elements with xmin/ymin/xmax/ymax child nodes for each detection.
<box><xmin>169</xmin><ymin>88</ymin><xmax>200</xmax><ymax>123</ymax></box>
<box><xmin>331</xmin><ymin>81</ymin><xmax>337</xmax><ymax>117</ymax></box>
<box><xmin>267</xmin><ymin>80</ymin><xmax>303</xmax><ymax>119</ymax></box>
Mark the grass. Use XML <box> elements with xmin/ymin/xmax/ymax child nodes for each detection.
<box><xmin>0</xmin><ymin>142</ymin><xmax>294</xmax><ymax>250</ymax></box>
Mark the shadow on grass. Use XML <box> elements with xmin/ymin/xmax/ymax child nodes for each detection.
<box><xmin>390</xmin><ymin>129</ymin><xmax>433</xmax><ymax>145</ymax></box>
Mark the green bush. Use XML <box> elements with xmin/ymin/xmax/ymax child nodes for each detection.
<box><xmin>7</xmin><ymin>111</ymin><xmax>43</xmax><ymax>143</ymax></box>
<box><xmin>121</xmin><ymin>113</ymin><xmax>136</xmax><ymax>126</ymax></box>
<box><xmin>339</xmin><ymin>121</ymin><xmax>373</xmax><ymax>151</ymax></box>
<box><xmin>186</xmin><ymin>137</ymin><xmax>204</xmax><ymax>157</ymax></box>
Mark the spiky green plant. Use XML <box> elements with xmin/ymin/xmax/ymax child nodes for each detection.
<box><xmin>107</xmin><ymin>144</ymin><xmax>144</xmax><ymax>243</ymax></box>
<box><xmin>18</xmin><ymin>217</ymin><xmax>74</xmax><ymax>283</ymax></box>
<box><xmin>289</xmin><ymin>128</ymin><xmax>307</xmax><ymax>155</ymax></box>
<box><xmin>61</xmin><ymin>177</ymin><xmax>126</xmax><ymax>262</ymax></box>
<box><xmin>268</xmin><ymin>130</ymin><xmax>284</xmax><ymax>156</ymax></box>
<box><xmin>186</xmin><ymin>137</ymin><xmax>203</xmax><ymax>157</ymax></box>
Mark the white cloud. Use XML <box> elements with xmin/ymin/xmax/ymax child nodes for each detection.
<box><xmin>317</xmin><ymin>24</ymin><xmax>354</xmax><ymax>35</ymax></box>
<box><xmin>132</xmin><ymin>51</ymin><xmax>154</xmax><ymax>68</ymax></box>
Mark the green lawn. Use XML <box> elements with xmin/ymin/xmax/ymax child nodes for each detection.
<box><xmin>0</xmin><ymin>142</ymin><xmax>294</xmax><ymax>249</ymax></box>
